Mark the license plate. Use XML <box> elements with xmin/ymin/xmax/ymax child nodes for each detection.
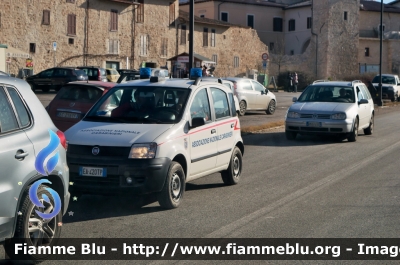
<box><xmin>57</xmin><ymin>112</ymin><xmax>79</xmax><ymax>119</ymax></box>
<box><xmin>79</xmin><ymin>167</ymin><xmax>107</xmax><ymax>177</ymax></box>
<box><xmin>306</xmin><ymin>121</ymin><xmax>321</xmax><ymax>127</ymax></box>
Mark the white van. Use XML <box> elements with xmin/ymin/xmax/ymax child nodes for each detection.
<box><xmin>65</xmin><ymin>71</ymin><xmax>244</xmax><ymax>209</ymax></box>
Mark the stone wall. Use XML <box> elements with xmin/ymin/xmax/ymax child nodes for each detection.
<box><xmin>0</xmin><ymin>0</ymin><xmax>178</xmax><ymax>75</ymax></box>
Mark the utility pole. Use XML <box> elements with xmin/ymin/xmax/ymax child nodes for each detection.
<box><xmin>378</xmin><ymin>0</ymin><xmax>384</xmax><ymax>106</ymax></box>
<box><xmin>189</xmin><ymin>0</ymin><xmax>194</xmax><ymax>76</ymax></box>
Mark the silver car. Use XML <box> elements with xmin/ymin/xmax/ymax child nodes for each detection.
<box><xmin>285</xmin><ymin>80</ymin><xmax>374</xmax><ymax>142</ymax></box>
<box><xmin>0</xmin><ymin>76</ymin><xmax>70</xmax><ymax>260</ymax></box>
<box><xmin>224</xmin><ymin>77</ymin><xmax>276</xmax><ymax>116</ymax></box>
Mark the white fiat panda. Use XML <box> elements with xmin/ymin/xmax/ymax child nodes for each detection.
<box><xmin>64</xmin><ymin>69</ymin><xmax>244</xmax><ymax>209</ymax></box>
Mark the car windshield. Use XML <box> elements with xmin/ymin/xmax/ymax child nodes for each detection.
<box><xmin>84</xmin><ymin>86</ymin><xmax>190</xmax><ymax>124</ymax></box>
<box><xmin>297</xmin><ymin>86</ymin><xmax>355</xmax><ymax>103</ymax></box>
<box><xmin>57</xmin><ymin>85</ymin><xmax>103</xmax><ymax>103</ymax></box>
<box><xmin>107</xmin><ymin>69</ymin><xmax>119</xmax><ymax>75</ymax></box>
<box><xmin>372</xmin><ymin>76</ymin><xmax>396</xmax><ymax>84</ymax></box>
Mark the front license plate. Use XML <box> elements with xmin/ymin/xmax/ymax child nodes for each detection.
<box><xmin>306</xmin><ymin>121</ymin><xmax>322</xmax><ymax>127</ymax></box>
<box><xmin>57</xmin><ymin>112</ymin><xmax>79</xmax><ymax>119</ymax></box>
<box><xmin>79</xmin><ymin>167</ymin><xmax>107</xmax><ymax>177</ymax></box>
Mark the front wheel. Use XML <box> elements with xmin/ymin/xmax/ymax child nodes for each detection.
<box><xmin>348</xmin><ymin>118</ymin><xmax>358</xmax><ymax>142</ymax></box>
<box><xmin>239</xmin><ymin>101</ymin><xmax>247</xmax><ymax>116</ymax></box>
<box><xmin>157</xmin><ymin>162</ymin><xmax>186</xmax><ymax>209</ymax></box>
<box><xmin>363</xmin><ymin>114</ymin><xmax>374</xmax><ymax>135</ymax></box>
<box><xmin>221</xmin><ymin>146</ymin><xmax>243</xmax><ymax>185</ymax></box>
<box><xmin>266</xmin><ymin>100</ymin><xmax>276</xmax><ymax>115</ymax></box>
<box><xmin>5</xmin><ymin>185</ymin><xmax>62</xmax><ymax>261</ymax></box>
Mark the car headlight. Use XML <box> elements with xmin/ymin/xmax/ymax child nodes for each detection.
<box><xmin>331</xmin><ymin>113</ymin><xmax>346</xmax><ymax>120</ymax></box>
<box><xmin>287</xmin><ymin>111</ymin><xmax>300</xmax><ymax>118</ymax></box>
<box><xmin>129</xmin><ymin>143</ymin><xmax>157</xmax><ymax>159</ymax></box>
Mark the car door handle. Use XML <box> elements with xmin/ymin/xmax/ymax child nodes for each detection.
<box><xmin>15</xmin><ymin>150</ymin><xmax>29</xmax><ymax>160</ymax></box>
<box><xmin>211</xmin><ymin>129</ymin><xmax>216</xmax><ymax>134</ymax></box>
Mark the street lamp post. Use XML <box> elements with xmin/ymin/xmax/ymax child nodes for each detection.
<box><xmin>378</xmin><ymin>0</ymin><xmax>383</xmax><ymax>106</ymax></box>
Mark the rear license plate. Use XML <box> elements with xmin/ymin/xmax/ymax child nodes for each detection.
<box><xmin>306</xmin><ymin>121</ymin><xmax>322</xmax><ymax>127</ymax></box>
<box><xmin>79</xmin><ymin>167</ymin><xmax>107</xmax><ymax>177</ymax></box>
<box><xmin>57</xmin><ymin>112</ymin><xmax>79</xmax><ymax>119</ymax></box>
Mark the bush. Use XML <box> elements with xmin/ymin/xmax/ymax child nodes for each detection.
<box><xmin>277</xmin><ymin>71</ymin><xmax>315</xmax><ymax>92</ymax></box>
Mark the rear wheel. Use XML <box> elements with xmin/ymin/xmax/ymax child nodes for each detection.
<box><xmin>364</xmin><ymin>114</ymin><xmax>374</xmax><ymax>135</ymax></box>
<box><xmin>157</xmin><ymin>162</ymin><xmax>185</xmax><ymax>209</ymax></box>
<box><xmin>5</xmin><ymin>185</ymin><xmax>62</xmax><ymax>261</ymax></box>
<box><xmin>221</xmin><ymin>146</ymin><xmax>242</xmax><ymax>185</ymax></box>
<box><xmin>239</xmin><ymin>101</ymin><xmax>247</xmax><ymax>116</ymax></box>
<box><xmin>266</xmin><ymin>100</ymin><xmax>276</xmax><ymax>115</ymax></box>
<box><xmin>29</xmin><ymin>83</ymin><xmax>36</xmax><ymax>92</ymax></box>
<box><xmin>285</xmin><ymin>130</ymin><xmax>297</xmax><ymax>140</ymax></box>
<box><xmin>42</xmin><ymin>87</ymin><xmax>50</xmax><ymax>93</ymax></box>
<box><xmin>348</xmin><ymin>118</ymin><xmax>358</xmax><ymax>142</ymax></box>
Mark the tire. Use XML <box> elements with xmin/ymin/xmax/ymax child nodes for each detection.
<box><xmin>239</xmin><ymin>101</ymin><xmax>247</xmax><ymax>116</ymax></box>
<box><xmin>364</xmin><ymin>114</ymin><xmax>374</xmax><ymax>135</ymax></box>
<box><xmin>157</xmin><ymin>162</ymin><xmax>185</xmax><ymax>209</ymax></box>
<box><xmin>5</xmin><ymin>185</ymin><xmax>62</xmax><ymax>261</ymax></box>
<box><xmin>266</xmin><ymin>99</ymin><xmax>276</xmax><ymax>115</ymax></box>
<box><xmin>348</xmin><ymin>118</ymin><xmax>358</xmax><ymax>142</ymax></box>
<box><xmin>29</xmin><ymin>83</ymin><xmax>36</xmax><ymax>92</ymax></box>
<box><xmin>42</xmin><ymin>87</ymin><xmax>50</xmax><ymax>93</ymax></box>
<box><xmin>221</xmin><ymin>146</ymin><xmax>243</xmax><ymax>185</ymax></box>
<box><xmin>285</xmin><ymin>130</ymin><xmax>297</xmax><ymax>140</ymax></box>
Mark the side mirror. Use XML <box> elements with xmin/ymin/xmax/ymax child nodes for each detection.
<box><xmin>292</xmin><ymin>97</ymin><xmax>298</xmax><ymax>102</ymax></box>
<box><xmin>359</xmin><ymin>99</ymin><xmax>368</xmax><ymax>105</ymax></box>
<box><xmin>191</xmin><ymin>117</ymin><xmax>206</xmax><ymax>129</ymax></box>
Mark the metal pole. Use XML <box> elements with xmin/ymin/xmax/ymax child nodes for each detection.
<box><xmin>378</xmin><ymin>0</ymin><xmax>383</xmax><ymax>106</ymax></box>
<box><xmin>189</xmin><ymin>0</ymin><xmax>194</xmax><ymax>76</ymax></box>
<box><xmin>54</xmin><ymin>50</ymin><xmax>56</xmax><ymax>67</ymax></box>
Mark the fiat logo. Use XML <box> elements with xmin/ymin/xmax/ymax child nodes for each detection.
<box><xmin>92</xmin><ymin>147</ymin><xmax>100</xmax><ymax>155</ymax></box>
<box><xmin>312</xmin><ymin>114</ymin><xmax>318</xmax><ymax>119</ymax></box>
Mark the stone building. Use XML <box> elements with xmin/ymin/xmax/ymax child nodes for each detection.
<box><xmin>173</xmin><ymin>10</ymin><xmax>268</xmax><ymax>78</ymax></box>
<box><xmin>0</xmin><ymin>0</ymin><xmax>179</xmax><ymax>75</ymax></box>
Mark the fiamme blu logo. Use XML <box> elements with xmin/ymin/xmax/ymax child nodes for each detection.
<box><xmin>29</xmin><ymin>130</ymin><xmax>62</xmax><ymax>219</ymax></box>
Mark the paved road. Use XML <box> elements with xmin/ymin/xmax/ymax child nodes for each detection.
<box><xmin>2</xmin><ymin>97</ymin><xmax>400</xmax><ymax>264</ymax></box>
<box><xmin>34</xmin><ymin>90</ymin><xmax>301</xmax><ymax>129</ymax></box>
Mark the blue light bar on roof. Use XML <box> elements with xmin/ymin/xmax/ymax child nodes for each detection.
<box><xmin>140</xmin><ymin>67</ymin><xmax>152</xmax><ymax>79</ymax></box>
<box><xmin>190</xmin><ymin>68</ymin><xmax>202</xmax><ymax>80</ymax></box>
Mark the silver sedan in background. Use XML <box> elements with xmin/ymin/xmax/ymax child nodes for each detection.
<box><xmin>285</xmin><ymin>80</ymin><xmax>374</xmax><ymax>142</ymax></box>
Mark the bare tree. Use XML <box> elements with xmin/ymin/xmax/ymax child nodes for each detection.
<box><xmin>269</xmin><ymin>37</ymin><xmax>288</xmax><ymax>75</ymax></box>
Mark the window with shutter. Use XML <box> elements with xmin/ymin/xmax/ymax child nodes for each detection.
<box><xmin>137</xmin><ymin>0</ymin><xmax>144</xmax><ymax>23</ymax></box>
<box><xmin>42</xmin><ymin>10</ymin><xmax>50</xmax><ymax>25</ymax></box>
<box><xmin>211</xmin><ymin>29</ymin><xmax>216</xmax><ymax>47</ymax></box>
<box><xmin>161</xmin><ymin>38</ymin><xmax>168</xmax><ymax>57</ymax></box>
<box><xmin>180</xmin><ymin>25</ymin><xmax>186</xmax><ymax>45</ymax></box>
<box><xmin>203</xmin><ymin>28</ymin><xmax>208</xmax><ymax>47</ymax></box>
<box><xmin>140</xmin><ymin>35</ymin><xmax>148</xmax><ymax>56</ymax></box>
<box><xmin>288</xmin><ymin>19</ymin><xmax>295</xmax><ymax>32</ymax></box>
<box><xmin>169</xmin><ymin>2</ymin><xmax>175</xmax><ymax>25</ymax></box>
<box><xmin>108</xmin><ymin>39</ymin><xmax>119</xmax><ymax>54</ymax></box>
<box><xmin>110</xmin><ymin>10</ymin><xmax>118</xmax><ymax>31</ymax></box>
<box><xmin>233</xmin><ymin>56</ymin><xmax>239</xmax><ymax>68</ymax></box>
<box><xmin>67</xmin><ymin>14</ymin><xmax>76</xmax><ymax>35</ymax></box>
<box><xmin>273</xmin><ymin>17</ymin><xmax>283</xmax><ymax>32</ymax></box>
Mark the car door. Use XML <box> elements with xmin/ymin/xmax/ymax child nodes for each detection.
<box><xmin>34</xmin><ymin>68</ymin><xmax>54</xmax><ymax>89</ymax></box>
<box><xmin>0</xmin><ymin>86</ymin><xmax>35</xmax><ymax>239</ymax></box>
<box><xmin>210</xmin><ymin>87</ymin><xmax>236</xmax><ymax>168</ymax></box>
<box><xmin>252</xmin><ymin>80</ymin><xmax>270</xmax><ymax>109</ymax></box>
<box><xmin>188</xmin><ymin>87</ymin><xmax>217</xmax><ymax>176</ymax></box>
<box><xmin>238</xmin><ymin>80</ymin><xmax>257</xmax><ymax>110</ymax></box>
<box><xmin>356</xmin><ymin>85</ymin><xmax>369</xmax><ymax>128</ymax></box>
<box><xmin>359</xmin><ymin>84</ymin><xmax>373</xmax><ymax>127</ymax></box>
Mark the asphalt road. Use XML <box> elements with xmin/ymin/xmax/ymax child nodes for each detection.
<box><xmin>2</xmin><ymin>92</ymin><xmax>400</xmax><ymax>264</ymax></box>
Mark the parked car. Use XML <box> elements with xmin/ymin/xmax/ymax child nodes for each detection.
<box><xmin>0</xmin><ymin>75</ymin><xmax>69</xmax><ymax>260</ymax></box>
<box><xmin>64</xmin><ymin>70</ymin><xmax>244</xmax><ymax>209</ymax></box>
<box><xmin>117</xmin><ymin>70</ymin><xmax>141</xmax><ymax>83</ymax></box>
<box><xmin>0</xmin><ymin>70</ymin><xmax>9</xmax><ymax>76</ymax></box>
<box><xmin>224</xmin><ymin>77</ymin><xmax>276</xmax><ymax>116</ymax></box>
<box><xmin>106</xmin><ymin>68</ymin><xmax>120</xmax><ymax>82</ymax></box>
<box><xmin>46</xmin><ymin>81</ymin><xmax>116</xmax><ymax>131</ymax></box>
<box><xmin>371</xmin><ymin>74</ymin><xmax>400</xmax><ymax>102</ymax></box>
<box><xmin>26</xmin><ymin>67</ymin><xmax>88</xmax><ymax>92</ymax></box>
<box><xmin>285</xmin><ymin>80</ymin><xmax>374</xmax><ymax>142</ymax></box>
<box><xmin>117</xmin><ymin>69</ymin><xmax>138</xmax><ymax>75</ymax></box>
<box><xmin>201</xmin><ymin>77</ymin><xmax>240</xmax><ymax>114</ymax></box>
<box><xmin>77</xmin><ymin>66</ymin><xmax>108</xmax><ymax>82</ymax></box>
